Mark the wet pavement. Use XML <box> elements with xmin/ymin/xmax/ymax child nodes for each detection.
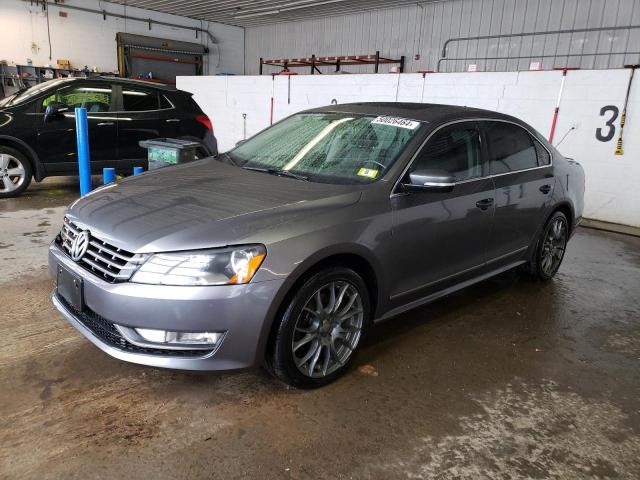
<box><xmin>0</xmin><ymin>177</ymin><xmax>92</xmax><ymax>213</ymax></box>
<box><xmin>0</xmin><ymin>180</ymin><xmax>639</xmax><ymax>479</ymax></box>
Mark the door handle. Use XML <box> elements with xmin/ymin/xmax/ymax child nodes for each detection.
<box><xmin>97</xmin><ymin>122</ymin><xmax>114</xmax><ymax>126</ymax></box>
<box><xmin>165</xmin><ymin>118</ymin><xmax>181</xmax><ymax>123</ymax></box>
<box><xmin>539</xmin><ymin>184</ymin><xmax>552</xmax><ymax>194</ymax></box>
<box><xmin>476</xmin><ymin>198</ymin><xmax>494</xmax><ymax>210</ymax></box>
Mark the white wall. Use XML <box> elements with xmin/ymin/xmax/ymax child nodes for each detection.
<box><xmin>0</xmin><ymin>0</ymin><xmax>244</xmax><ymax>75</ymax></box>
<box><xmin>178</xmin><ymin>69</ymin><xmax>640</xmax><ymax>227</ymax></box>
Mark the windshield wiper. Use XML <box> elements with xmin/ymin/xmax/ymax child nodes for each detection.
<box><xmin>242</xmin><ymin>166</ymin><xmax>309</xmax><ymax>181</ymax></box>
<box><xmin>215</xmin><ymin>151</ymin><xmax>237</xmax><ymax>165</ymax></box>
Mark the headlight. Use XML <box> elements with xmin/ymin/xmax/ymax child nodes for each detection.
<box><xmin>130</xmin><ymin>244</ymin><xmax>266</xmax><ymax>286</ymax></box>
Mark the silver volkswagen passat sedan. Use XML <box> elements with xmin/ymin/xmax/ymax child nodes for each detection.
<box><xmin>50</xmin><ymin>103</ymin><xmax>585</xmax><ymax>388</ymax></box>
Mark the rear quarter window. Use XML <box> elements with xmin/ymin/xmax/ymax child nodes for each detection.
<box><xmin>533</xmin><ymin>138</ymin><xmax>551</xmax><ymax>166</ymax></box>
<box><xmin>159</xmin><ymin>95</ymin><xmax>173</xmax><ymax>109</ymax></box>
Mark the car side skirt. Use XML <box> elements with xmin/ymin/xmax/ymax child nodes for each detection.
<box><xmin>375</xmin><ymin>259</ymin><xmax>527</xmax><ymax>323</ymax></box>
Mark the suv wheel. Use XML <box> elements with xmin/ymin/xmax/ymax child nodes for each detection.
<box><xmin>0</xmin><ymin>147</ymin><xmax>32</xmax><ymax>198</ymax></box>
<box><xmin>267</xmin><ymin>267</ymin><xmax>370</xmax><ymax>388</ymax></box>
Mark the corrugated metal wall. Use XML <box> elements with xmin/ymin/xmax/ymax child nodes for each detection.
<box><xmin>245</xmin><ymin>0</ymin><xmax>640</xmax><ymax>74</ymax></box>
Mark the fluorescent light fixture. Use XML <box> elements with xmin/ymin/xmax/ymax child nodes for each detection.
<box><xmin>235</xmin><ymin>9</ymin><xmax>279</xmax><ymax>19</ymax></box>
<box><xmin>280</xmin><ymin>0</ymin><xmax>348</xmax><ymax>11</ymax></box>
<box><xmin>234</xmin><ymin>0</ymin><xmax>348</xmax><ymax>19</ymax></box>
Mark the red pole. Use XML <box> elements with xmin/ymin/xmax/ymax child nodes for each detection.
<box><xmin>269</xmin><ymin>97</ymin><xmax>274</xmax><ymax>125</ymax></box>
<box><xmin>548</xmin><ymin>108</ymin><xmax>560</xmax><ymax>145</ymax></box>
<box><xmin>549</xmin><ymin>68</ymin><xmax>575</xmax><ymax>144</ymax></box>
<box><xmin>269</xmin><ymin>73</ymin><xmax>275</xmax><ymax>125</ymax></box>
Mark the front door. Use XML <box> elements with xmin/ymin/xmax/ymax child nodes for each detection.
<box><xmin>481</xmin><ymin>121</ymin><xmax>555</xmax><ymax>264</ymax></box>
<box><xmin>390</xmin><ymin>121</ymin><xmax>494</xmax><ymax>302</ymax></box>
<box><xmin>37</xmin><ymin>83</ymin><xmax>118</xmax><ymax>173</ymax></box>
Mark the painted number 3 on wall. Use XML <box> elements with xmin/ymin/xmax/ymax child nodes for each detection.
<box><xmin>596</xmin><ymin>105</ymin><xmax>619</xmax><ymax>142</ymax></box>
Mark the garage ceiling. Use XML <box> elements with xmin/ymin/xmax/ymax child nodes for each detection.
<box><xmin>106</xmin><ymin>0</ymin><xmax>442</xmax><ymax>27</ymax></box>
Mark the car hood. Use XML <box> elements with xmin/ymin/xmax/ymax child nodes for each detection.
<box><xmin>66</xmin><ymin>158</ymin><xmax>362</xmax><ymax>253</ymax></box>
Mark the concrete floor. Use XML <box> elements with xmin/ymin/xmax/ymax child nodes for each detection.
<box><xmin>1</xmin><ymin>178</ymin><xmax>639</xmax><ymax>479</ymax></box>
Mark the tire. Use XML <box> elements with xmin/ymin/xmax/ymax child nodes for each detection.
<box><xmin>528</xmin><ymin>211</ymin><xmax>569</xmax><ymax>281</ymax></box>
<box><xmin>0</xmin><ymin>146</ymin><xmax>32</xmax><ymax>198</ymax></box>
<box><xmin>267</xmin><ymin>266</ymin><xmax>371</xmax><ymax>389</ymax></box>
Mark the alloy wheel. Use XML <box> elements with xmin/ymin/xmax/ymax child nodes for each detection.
<box><xmin>540</xmin><ymin>217</ymin><xmax>567</xmax><ymax>276</ymax></box>
<box><xmin>0</xmin><ymin>154</ymin><xmax>26</xmax><ymax>194</ymax></box>
<box><xmin>292</xmin><ymin>281</ymin><xmax>364</xmax><ymax>378</ymax></box>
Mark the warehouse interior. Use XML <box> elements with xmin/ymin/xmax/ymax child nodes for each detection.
<box><xmin>1</xmin><ymin>0</ymin><xmax>639</xmax><ymax>478</ymax></box>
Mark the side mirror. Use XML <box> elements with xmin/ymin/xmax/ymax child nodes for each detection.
<box><xmin>44</xmin><ymin>102</ymin><xmax>69</xmax><ymax>122</ymax></box>
<box><xmin>402</xmin><ymin>168</ymin><xmax>455</xmax><ymax>193</ymax></box>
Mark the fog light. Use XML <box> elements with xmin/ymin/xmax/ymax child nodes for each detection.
<box><xmin>114</xmin><ymin>325</ymin><xmax>225</xmax><ymax>351</ymax></box>
<box><xmin>135</xmin><ymin>328</ymin><xmax>223</xmax><ymax>346</ymax></box>
<box><xmin>135</xmin><ymin>328</ymin><xmax>166</xmax><ymax>343</ymax></box>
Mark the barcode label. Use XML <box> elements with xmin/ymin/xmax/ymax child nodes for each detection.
<box><xmin>371</xmin><ymin>116</ymin><xmax>420</xmax><ymax>130</ymax></box>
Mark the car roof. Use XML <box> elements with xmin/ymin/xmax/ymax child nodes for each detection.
<box><xmin>55</xmin><ymin>76</ymin><xmax>178</xmax><ymax>91</ymax></box>
<box><xmin>306</xmin><ymin>102</ymin><xmax>521</xmax><ymax>125</ymax></box>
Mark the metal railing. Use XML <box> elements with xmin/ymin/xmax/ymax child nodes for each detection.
<box><xmin>437</xmin><ymin>25</ymin><xmax>640</xmax><ymax>72</ymax></box>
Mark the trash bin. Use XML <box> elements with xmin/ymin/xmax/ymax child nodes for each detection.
<box><xmin>138</xmin><ymin>138</ymin><xmax>201</xmax><ymax>170</ymax></box>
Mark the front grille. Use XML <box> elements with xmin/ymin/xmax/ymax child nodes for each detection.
<box><xmin>58</xmin><ymin>217</ymin><xmax>146</xmax><ymax>283</ymax></box>
<box><xmin>57</xmin><ymin>294</ymin><xmax>212</xmax><ymax>358</ymax></box>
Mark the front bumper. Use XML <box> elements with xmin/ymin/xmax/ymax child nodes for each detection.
<box><xmin>49</xmin><ymin>242</ymin><xmax>284</xmax><ymax>371</ymax></box>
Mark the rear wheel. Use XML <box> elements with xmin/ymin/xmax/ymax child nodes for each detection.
<box><xmin>530</xmin><ymin>211</ymin><xmax>569</xmax><ymax>281</ymax></box>
<box><xmin>267</xmin><ymin>267</ymin><xmax>370</xmax><ymax>389</ymax></box>
<box><xmin>0</xmin><ymin>147</ymin><xmax>32</xmax><ymax>198</ymax></box>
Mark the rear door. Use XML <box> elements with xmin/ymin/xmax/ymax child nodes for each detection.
<box><xmin>115</xmin><ymin>85</ymin><xmax>178</xmax><ymax>166</ymax></box>
<box><xmin>37</xmin><ymin>82</ymin><xmax>118</xmax><ymax>172</ymax></box>
<box><xmin>390</xmin><ymin>121</ymin><xmax>495</xmax><ymax>302</ymax></box>
<box><xmin>481</xmin><ymin>120</ymin><xmax>554</xmax><ymax>264</ymax></box>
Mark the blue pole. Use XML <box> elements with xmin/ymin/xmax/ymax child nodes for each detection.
<box><xmin>133</xmin><ymin>166</ymin><xmax>144</xmax><ymax>175</ymax></box>
<box><xmin>103</xmin><ymin>167</ymin><xmax>116</xmax><ymax>185</ymax></box>
<box><xmin>75</xmin><ymin>107</ymin><xmax>92</xmax><ymax>196</ymax></box>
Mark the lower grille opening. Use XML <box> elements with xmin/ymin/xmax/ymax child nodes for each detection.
<box><xmin>57</xmin><ymin>295</ymin><xmax>213</xmax><ymax>358</ymax></box>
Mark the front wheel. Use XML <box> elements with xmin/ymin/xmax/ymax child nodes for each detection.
<box><xmin>531</xmin><ymin>211</ymin><xmax>569</xmax><ymax>281</ymax></box>
<box><xmin>0</xmin><ymin>147</ymin><xmax>32</xmax><ymax>198</ymax></box>
<box><xmin>267</xmin><ymin>267</ymin><xmax>370</xmax><ymax>389</ymax></box>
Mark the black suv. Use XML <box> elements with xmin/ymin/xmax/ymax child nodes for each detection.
<box><xmin>0</xmin><ymin>77</ymin><xmax>217</xmax><ymax>197</ymax></box>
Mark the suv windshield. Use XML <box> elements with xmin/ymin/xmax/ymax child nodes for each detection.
<box><xmin>5</xmin><ymin>79</ymin><xmax>74</xmax><ymax>106</ymax></box>
<box><xmin>227</xmin><ymin>112</ymin><xmax>423</xmax><ymax>184</ymax></box>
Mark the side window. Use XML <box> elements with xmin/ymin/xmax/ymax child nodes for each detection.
<box><xmin>411</xmin><ymin>123</ymin><xmax>482</xmax><ymax>181</ymax></box>
<box><xmin>41</xmin><ymin>85</ymin><xmax>113</xmax><ymax>112</ymax></box>
<box><xmin>484</xmin><ymin>122</ymin><xmax>538</xmax><ymax>174</ymax></box>
<box><xmin>122</xmin><ymin>88</ymin><xmax>159</xmax><ymax>111</ymax></box>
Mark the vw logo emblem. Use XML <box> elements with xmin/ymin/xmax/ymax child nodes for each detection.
<box><xmin>70</xmin><ymin>230</ymin><xmax>90</xmax><ymax>262</ymax></box>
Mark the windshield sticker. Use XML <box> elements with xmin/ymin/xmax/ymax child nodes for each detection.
<box><xmin>371</xmin><ymin>116</ymin><xmax>420</xmax><ymax>130</ymax></box>
<box><xmin>357</xmin><ymin>168</ymin><xmax>379</xmax><ymax>179</ymax></box>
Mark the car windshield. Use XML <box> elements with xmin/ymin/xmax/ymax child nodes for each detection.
<box><xmin>227</xmin><ymin>112</ymin><xmax>423</xmax><ymax>184</ymax></box>
<box><xmin>5</xmin><ymin>79</ymin><xmax>74</xmax><ymax>106</ymax></box>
